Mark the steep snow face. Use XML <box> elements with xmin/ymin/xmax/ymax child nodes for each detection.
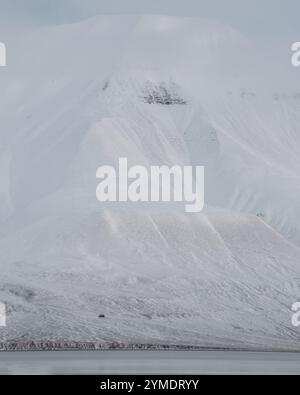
<box><xmin>1</xmin><ymin>15</ymin><xmax>300</xmax><ymax>348</ymax></box>
<box><xmin>201</xmin><ymin>92</ymin><xmax>300</xmax><ymax>247</ymax></box>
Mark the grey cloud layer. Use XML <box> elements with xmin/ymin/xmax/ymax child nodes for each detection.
<box><xmin>0</xmin><ymin>0</ymin><xmax>299</xmax><ymax>38</ymax></box>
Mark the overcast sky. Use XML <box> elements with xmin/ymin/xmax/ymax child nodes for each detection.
<box><xmin>0</xmin><ymin>0</ymin><xmax>299</xmax><ymax>39</ymax></box>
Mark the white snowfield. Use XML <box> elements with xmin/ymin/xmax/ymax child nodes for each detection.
<box><xmin>0</xmin><ymin>15</ymin><xmax>300</xmax><ymax>349</ymax></box>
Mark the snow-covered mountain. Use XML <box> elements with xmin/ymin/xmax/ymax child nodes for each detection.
<box><xmin>1</xmin><ymin>15</ymin><xmax>300</xmax><ymax>349</ymax></box>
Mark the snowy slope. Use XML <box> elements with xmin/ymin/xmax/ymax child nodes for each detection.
<box><xmin>1</xmin><ymin>15</ymin><xmax>300</xmax><ymax>349</ymax></box>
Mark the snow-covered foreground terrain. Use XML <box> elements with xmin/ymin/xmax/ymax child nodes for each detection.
<box><xmin>1</xmin><ymin>15</ymin><xmax>300</xmax><ymax>349</ymax></box>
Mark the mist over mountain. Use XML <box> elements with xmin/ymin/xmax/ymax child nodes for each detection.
<box><xmin>1</xmin><ymin>14</ymin><xmax>300</xmax><ymax>349</ymax></box>
<box><xmin>1</xmin><ymin>0</ymin><xmax>300</xmax><ymax>37</ymax></box>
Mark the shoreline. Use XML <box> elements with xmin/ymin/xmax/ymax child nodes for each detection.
<box><xmin>0</xmin><ymin>341</ymin><xmax>300</xmax><ymax>353</ymax></box>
